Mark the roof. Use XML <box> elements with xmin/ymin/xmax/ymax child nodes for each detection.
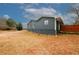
<box><xmin>36</xmin><ymin>17</ymin><xmax>55</xmax><ymax>22</ymax></box>
<box><xmin>56</xmin><ymin>17</ymin><xmax>64</xmax><ymax>24</ymax></box>
<box><xmin>27</xmin><ymin>16</ymin><xmax>64</xmax><ymax>25</ymax></box>
<box><xmin>27</xmin><ymin>17</ymin><xmax>55</xmax><ymax>25</ymax></box>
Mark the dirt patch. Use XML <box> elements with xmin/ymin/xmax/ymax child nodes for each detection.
<box><xmin>0</xmin><ymin>30</ymin><xmax>79</xmax><ymax>55</ymax></box>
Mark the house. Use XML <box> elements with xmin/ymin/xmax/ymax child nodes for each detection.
<box><xmin>27</xmin><ymin>17</ymin><xmax>63</xmax><ymax>35</ymax></box>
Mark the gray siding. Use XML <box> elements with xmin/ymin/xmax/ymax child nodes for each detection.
<box><xmin>27</xmin><ymin>17</ymin><xmax>56</xmax><ymax>34</ymax></box>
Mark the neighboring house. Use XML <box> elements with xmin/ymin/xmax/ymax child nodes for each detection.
<box><xmin>27</xmin><ymin>17</ymin><xmax>63</xmax><ymax>34</ymax></box>
<box><xmin>0</xmin><ymin>17</ymin><xmax>16</xmax><ymax>30</ymax></box>
<box><xmin>22</xmin><ymin>23</ymin><xmax>28</xmax><ymax>30</ymax></box>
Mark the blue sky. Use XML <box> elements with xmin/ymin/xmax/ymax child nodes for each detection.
<box><xmin>0</xmin><ymin>4</ymin><xmax>27</xmax><ymax>22</ymax></box>
<box><xmin>0</xmin><ymin>3</ymin><xmax>78</xmax><ymax>25</ymax></box>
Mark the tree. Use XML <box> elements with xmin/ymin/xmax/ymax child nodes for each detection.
<box><xmin>6</xmin><ymin>18</ymin><xmax>17</xmax><ymax>27</ymax></box>
<box><xmin>71</xmin><ymin>8</ymin><xmax>79</xmax><ymax>18</ymax></box>
<box><xmin>6</xmin><ymin>18</ymin><xmax>23</xmax><ymax>30</ymax></box>
<box><xmin>70</xmin><ymin>6</ymin><xmax>79</xmax><ymax>25</ymax></box>
<box><xmin>16</xmin><ymin>23</ymin><xmax>23</xmax><ymax>30</ymax></box>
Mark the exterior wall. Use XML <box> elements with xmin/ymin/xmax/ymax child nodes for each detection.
<box><xmin>27</xmin><ymin>22</ymin><xmax>34</xmax><ymax>30</ymax></box>
<box><xmin>34</xmin><ymin>18</ymin><xmax>55</xmax><ymax>30</ymax></box>
<box><xmin>60</xmin><ymin>25</ymin><xmax>79</xmax><ymax>32</ymax></box>
<box><xmin>27</xmin><ymin>17</ymin><xmax>56</xmax><ymax>34</ymax></box>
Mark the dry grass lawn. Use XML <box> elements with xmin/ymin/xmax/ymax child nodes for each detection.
<box><xmin>0</xmin><ymin>30</ymin><xmax>79</xmax><ymax>55</ymax></box>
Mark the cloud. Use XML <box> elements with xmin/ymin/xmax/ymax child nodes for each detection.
<box><xmin>62</xmin><ymin>13</ymin><xmax>77</xmax><ymax>25</ymax></box>
<box><xmin>21</xmin><ymin>4</ymin><xmax>59</xmax><ymax>20</ymax></box>
<box><xmin>23</xmin><ymin>7</ymin><xmax>59</xmax><ymax>20</ymax></box>
<box><xmin>21</xmin><ymin>3</ymin><xmax>78</xmax><ymax>25</ymax></box>
<box><xmin>20</xmin><ymin>3</ymin><xmax>40</xmax><ymax>9</ymax></box>
<box><xmin>63</xmin><ymin>3</ymin><xmax>79</xmax><ymax>24</ymax></box>
<box><xmin>25</xmin><ymin>8</ymin><xmax>57</xmax><ymax>15</ymax></box>
<box><xmin>3</xmin><ymin>14</ymin><xmax>10</xmax><ymax>19</ymax></box>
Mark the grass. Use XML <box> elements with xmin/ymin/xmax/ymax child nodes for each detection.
<box><xmin>0</xmin><ymin>30</ymin><xmax>79</xmax><ymax>55</ymax></box>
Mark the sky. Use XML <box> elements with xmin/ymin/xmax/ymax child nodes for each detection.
<box><xmin>0</xmin><ymin>3</ymin><xmax>79</xmax><ymax>28</ymax></box>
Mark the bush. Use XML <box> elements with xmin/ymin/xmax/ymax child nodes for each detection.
<box><xmin>16</xmin><ymin>23</ymin><xmax>23</xmax><ymax>30</ymax></box>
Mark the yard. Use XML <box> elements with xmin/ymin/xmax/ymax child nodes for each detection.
<box><xmin>0</xmin><ymin>30</ymin><xmax>79</xmax><ymax>55</ymax></box>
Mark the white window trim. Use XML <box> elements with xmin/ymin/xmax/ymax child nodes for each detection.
<box><xmin>44</xmin><ymin>20</ymin><xmax>48</xmax><ymax>25</ymax></box>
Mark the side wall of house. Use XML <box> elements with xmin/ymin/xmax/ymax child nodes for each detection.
<box><xmin>27</xmin><ymin>22</ymin><xmax>34</xmax><ymax>30</ymax></box>
<box><xmin>27</xmin><ymin>17</ymin><xmax>56</xmax><ymax>34</ymax></box>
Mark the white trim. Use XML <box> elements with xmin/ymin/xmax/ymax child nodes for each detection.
<box><xmin>54</xmin><ymin>19</ymin><xmax>57</xmax><ymax>35</ymax></box>
<box><xmin>44</xmin><ymin>20</ymin><xmax>49</xmax><ymax>25</ymax></box>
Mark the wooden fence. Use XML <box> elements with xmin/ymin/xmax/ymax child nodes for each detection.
<box><xmin>60</xmin><ymin>25</ymin><xmax>79</xmax><ymax>32</ymax></box>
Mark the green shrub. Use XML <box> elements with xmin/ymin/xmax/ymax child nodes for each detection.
<box><xmin>16</xmin><ymin>23</ymin><xmax>23</xmax><ymax>30</ymax></box>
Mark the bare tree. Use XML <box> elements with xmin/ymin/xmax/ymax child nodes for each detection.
<box><xmin>70</xmin><ymin>4</ymin><xmax>79</xmax><ymax>25</ymax></box>
<box><xmin>72</xmin><ymin>8</ymin><xmax>79</xmax><ymax>18</ymax></box>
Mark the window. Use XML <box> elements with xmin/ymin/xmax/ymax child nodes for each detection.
<box><xmin>44</xmin><ymin>20</ymin><xmax>48</xmax><ymax>25</ymax></box>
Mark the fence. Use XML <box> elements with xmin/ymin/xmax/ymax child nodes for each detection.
<box><xmin>60</xmin><ymin>25</ymin><xmax>79</xmax><ymax>32</ymax></box>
